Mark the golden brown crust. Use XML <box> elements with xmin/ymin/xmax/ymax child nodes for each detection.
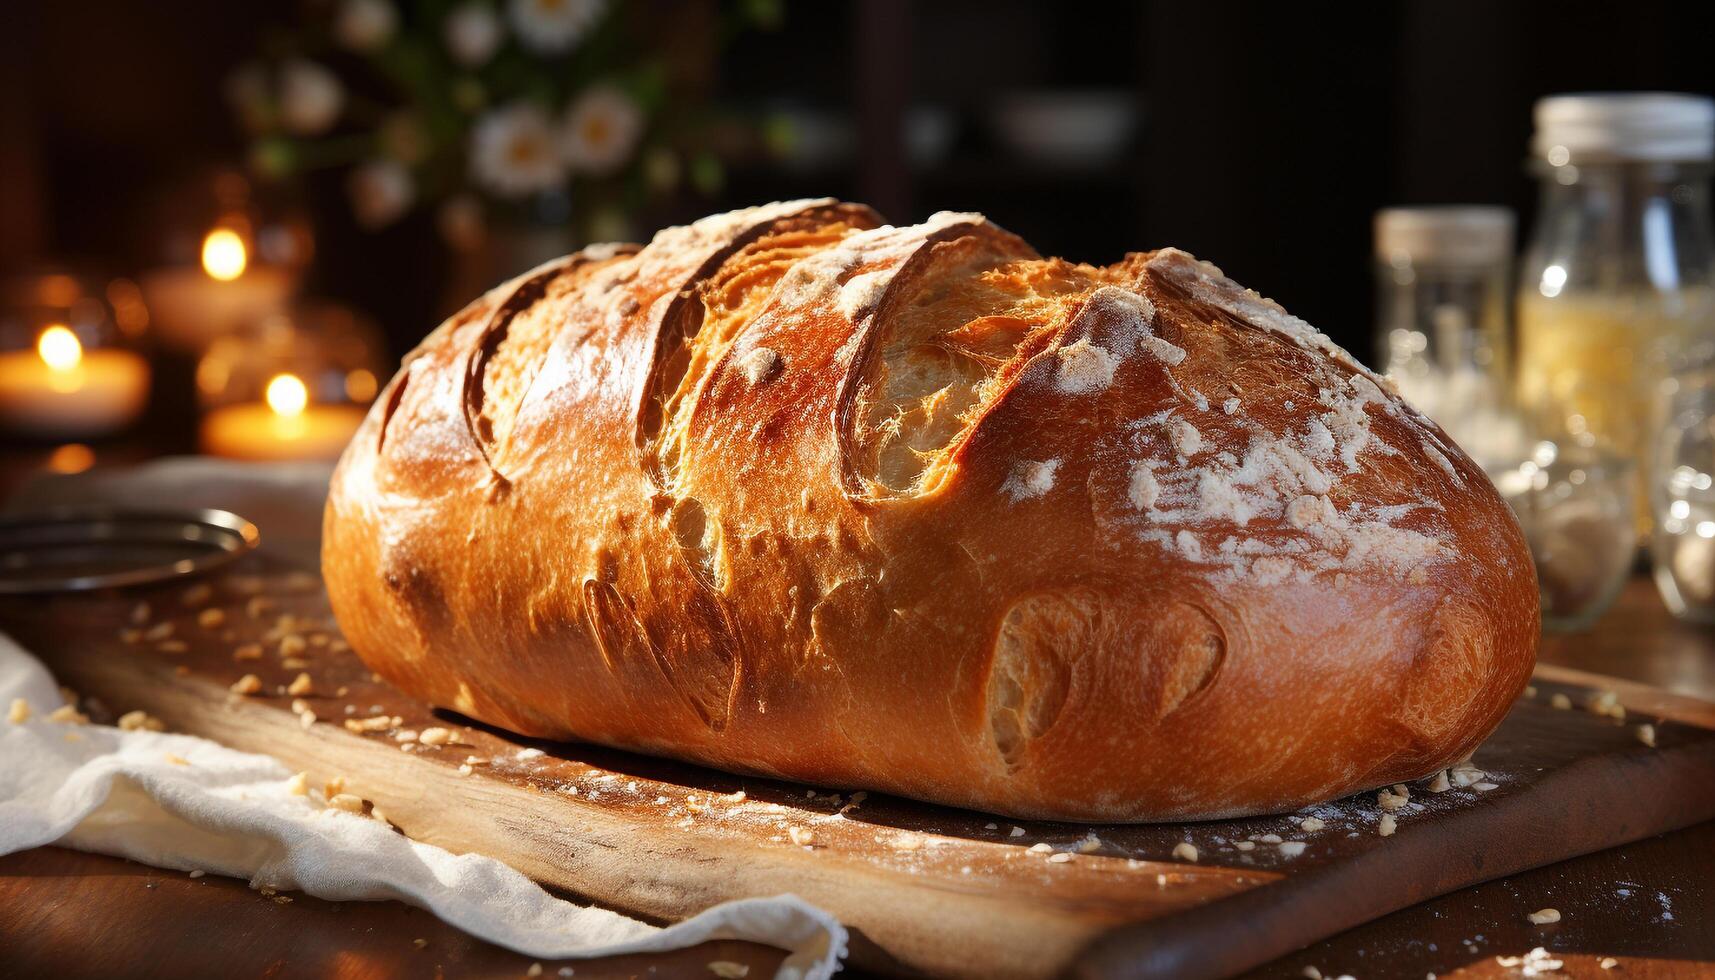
<box><xmin>323</xmin><ymin>200</ymin><xmax>1540</xmax><ymax>822</ymax></box>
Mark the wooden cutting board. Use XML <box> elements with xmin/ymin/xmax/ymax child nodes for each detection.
<box><xmin>5</xmin><ymin>559</ymin><xmax>1714</xmax><ymax>980</ymax></box>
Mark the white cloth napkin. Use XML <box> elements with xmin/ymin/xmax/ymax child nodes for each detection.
<box><xmin>0</xmin><ymin>633</ymin><xmax>844</xmax><ymax>977</ymax></box>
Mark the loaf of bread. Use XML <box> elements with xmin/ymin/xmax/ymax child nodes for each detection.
<box><xmin>323</xmin><ymin>199</ymin><xmax>1539</xmax><ymax>822</ymax></box>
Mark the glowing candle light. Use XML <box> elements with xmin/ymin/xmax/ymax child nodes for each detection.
<box><xmin>201</xmin><ymin>370</ymin><xmax>366</xmax><ymax>461</ymax></box>
<box><xmin>0</xmin><ymin>324</ymin><xmax>150</xmax><ymax>437</ymax></box>
<box><xmin>201</xmin><ymin>229</ymin><xmax>249</xmax><ymax>281</ymax></box>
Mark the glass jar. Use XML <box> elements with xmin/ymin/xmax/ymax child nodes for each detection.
<box><xmin>1495</xmin><ymin>440</ymin><xmax>1637</xmax><ymax>631</ymax></box>
<box><xmin>1515</xmin><ymin>93</ymin><xmax>1715</xmax><ymax>536</ymax></box>
<box><xmin>1651</xmin><ymin>368</ymin><xmax>1715</xmax><ymax>621</ymax></box>
<box><xmin>1374</xmin><ymin>206</ymin><xmax>1526</xmax><ymax>474</ymax></box>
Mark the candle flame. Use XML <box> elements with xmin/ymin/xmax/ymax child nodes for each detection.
<box><xmin>37</xmin><ymin>325</ymin><xmax>83</xmax><ymax>372</ymax></box>
<box><xmin>202</xmin><ymin>229</ymin><xmax>248</xmax><ymax>281</ymax></box>
<box><xmin>266</xmin><ymin>373</ymin><xmax>309</xmax><ymax>418</ymax></box>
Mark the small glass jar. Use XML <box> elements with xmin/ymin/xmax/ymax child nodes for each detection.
<box><xmin>1496</xmin><ymin>440</ymin><xmax>1637</xmax><ymax>631</ymax></box>
<box><xmin>196</xmin><ymin>300</ymin><xmax>385</xmax><ymax>463</ymax></box>
<box><xmin>1651</xmin><ymin>369</ymin><xmax>1715</xmax><ymax>620</ymax></box>
<box><xmin>1374</xmin><ymin>206</ymin><xmax>1525</xmax><ymax>474</ymax></box>
<box><xmin>0</xmin><ymin>271</ymin><xmax>151</xmax><ymax>440</ymax></box>
<box><xmin>1514</xmin><ymin>93</ymin><xmax>1715</xmax><ymax>536</ymax></box>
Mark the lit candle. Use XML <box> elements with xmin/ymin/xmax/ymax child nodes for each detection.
<box><xmin>0</xmin><ymin>325</ymin><xmax>150</xmax><ymax>437</ymax></box>
<box><xmin>199</xmin><ymin>371</ymin><xmax>367</xmax><ymax>462</ymax></box>
<box><xmin>139</xmin><ymin>228</ymin><xmax>295</xmax><ymax>351</ymax></box>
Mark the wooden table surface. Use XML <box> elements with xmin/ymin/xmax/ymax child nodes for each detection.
<box><xmin>2</xmin><ymin>570</ymin><xmax>1711</xmax><ymax>979</ymax></box>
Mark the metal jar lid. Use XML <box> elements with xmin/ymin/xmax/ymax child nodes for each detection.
<box><xmin>0</xmin><ymin>508</ymin><xmax>260</xmax><ymax>594</ymax></box>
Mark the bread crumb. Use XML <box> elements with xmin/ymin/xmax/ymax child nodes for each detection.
<box><xmin>156</xmin><ymin>640</ymin><xmax>188</xmax><ymax>654</ymax></box>
<box><xmin>787</xmin><ymin>826</ymin><xmax>814</xmax><ymax>847</ymax></box>
<box><xmin>1587</xmin><ymin>690</ymin><xmax>1626</xmax><ymax>720</ymax></box>
<box><xmin>1222</xmin><ymin>397</ymin><xmax>1240</xmax><ymax>415</ymax></box>
<box><xmin>1637</xmin><ymin>723</ymin><xmax>1656</xmax><ymax>747</ymax></box>
<box><xmin>1302</xmin><ymin>968</ymin><xmax>1322</xmax><ymax>980</ymax></box>
<box><xmin>299</xmin><ymin>711</ymin><xmax>316</xmax><ymax>729</ymax></box>
<box><xmin>1047</xmin><ymin>852</ymin><xmax>1073</xmax><ymax>864</ymax></box>
<box><xmin>1450</xmin><ymin>763</ymin><xmax>1486</xmax><ymax>788</ymax></box>
<box><xmin>1077</xmin><ymin>833</ymin><xmax>1103</xmax><ymax>853</ymax></box>
<box><xmin>1234</xmin><ymin>840</ymin><xmax>1256</xmax><ymax>852</ymax></box>
<box><xmin>7</xmin><ymin>698</ymin><xmax>29</xmax><ymax>724</ymax></box>
<box><xmin>286</xmin><ymin>673</ymin><xmax>313</xmax><ymax>696</ymax></box>
<box><xmin>118</xmin><ymin>710</ymin><xmax>165</xmax><ymax>732</ymax></box>
<box><xmin>48</xmin><ymin>704</ymin><xmax>88</xmax><ymax>724</ymax></box>
<box><xmin>419</xmin><ymin>726</ymin><xmax>456</xmax><ymax>746</ymax></box>
<box><xmin>287</xmin><ymin>772</ymin><xmax>309</xmax><ymax>796</ymax></box>
<box><xmin>1524</xmin><ymin>685</ymin><xmax>1538</xmax><ymax>698</ymax></box>
<box><xmin>526</xmin><ymin>963</ymin><xmax>543</xmax><ymax>977</ymax></box>
<box><xmin>1027</xmin><ymin>842</ymin><xmax>1053</xmax><ymax>854</ymax></box>
<box><xmin>1527</xmin><ymin>908</ymin><xmax>1561</xmax><ymax>925</ymax></box>
<box><xmin>707</xmin><ymin>963</ymin><xmax>749</xmax><ymax>979</ymax></box>
<box><xmin>233</xmin><ymin>643</ymin><xmax>262</xmax><ymax>661</ymax></box>
<box><xmin>144</xmin><ymin>622</ymin><xmax>174</xmax><ymax>642</ymax></box>
<box><xmin>1472</xmin><ymin>781</ymin><xmax>1499</xmax><ymax>792</ymax></box>
<box><xmin>412</xmin><ymin>938</ymin><xmax>428</xmax><ymax>950</ymax></box>
<box><xmin>1256</xmin><ymin>833</ymin><xmax>1283</xmax><ymax>844</ymax></box>
<box><xmin>130</xmin><ymin>601</ymin><xmax>151</xmax><ymax>624</ymax></box>
<box><xmin>1278</xmin><ymin>841</ymin><xmax>1307</xmax><ymax>858</ymax></box>
<box><xmin>1427</xmin><ymin>770</ymin><xmax>1451</xmax><ymax>792</ymax></box>
<box><xmin>164</xmin><ymin>753</ymin><xmax>189</xmax><ymax>766</ymax></box>
<box><xmin>230</xmin><ymin>674</ymin><xmax>263</xmax><ymax>696</ymax></box>
<box><xmin>181</xmin><ymin>583</ymin><xmax>213</xmax><ymax>606</ymax></box>
<box><xmin>1600</xmin><ymin>956</ymin><xmax>1619</xmax><ymax>969</ymax></box>
<box><xmin>279</xmin><ymin>634</ymin><xmax>308</xmax><ymax>658</ymax></box>
<box><xmin>328</xmin><ymin>793</ymin><xmax>365</xmax><ymax>814</ymax></box>
<box><xmin>1378</xmin><ymin>814</ymin><xmax>1397</xmax><ymax>837</ymax></box>
<box><xmin>197</xmin><ymin>608</ymin><xmax>225</xmax><ymax>629</ymax></box>
<box><xmin>325</xmin><ymin>775</ymin><xmax>346</xmax><ymax>797</ymax></box>
<box><xmin>345</xmin><ymin>715</ymin><xmax>394</xmax><ymax>733</ymax></box>
<box><xmin>1300</xmin><ymin>817</ymin><xmax>1325</xmax><ymax>832</ymax></box>
<box><xmin>1550</xmin><ymin>692</ymin><xmax>1572</xmax><ymax>709</ymax></box>
<box><xmin>1172</xmin><ymin>842</ymin><xmax>1199</xmax><ymax>862</ymax></box>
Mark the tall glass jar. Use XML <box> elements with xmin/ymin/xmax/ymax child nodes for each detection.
<box><xmin>1374</xmin><ymin>206</ymin><xmax>1526</xmax><ymax>473</ymax></box>
<box><xmin>1515</xmin><ymin>93</ymin><xmax>1715</xmax><ymax>535</ymax></box>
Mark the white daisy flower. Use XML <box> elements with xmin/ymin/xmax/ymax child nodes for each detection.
<box><xmin>559</xmin><ymin>85</ymin><xmax>644</xmax><ymax>176</ymax></box>
<box><xmin>438</xmin><ymin>195</ymin><xmax>486</xmax><ymax>250</ymax></box>
<box><xmin>445</xmin><ymin>4</ymin><xmax>504</xmax><ymax>67</ymax></box>
<box><xmin>347</xmin><ymin>160</ymin><xmax>415</xmax><ymax>228</ymax></box>
<box><xmin>279</xmin><ymin>60</ymin><xmax>344</xmax><ymax>136</ymax></box>
<box><xmin>470</xmin><ymin>103</ymin><xmax>567</xmax><ymax>198</ymax></box>
<box><xmin>507</xmin><ymin>0</ymin><xmax>604</xmax><ymax>53</ymax></box>
<box><xmin>335</xmin><ymin>0</ymin><xmax>398</xmax><ymax>52</ymax></box>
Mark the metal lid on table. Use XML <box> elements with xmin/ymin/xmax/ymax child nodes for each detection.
<box><xmin>0</xmin><ymin>508</ymin><xmax>259</xmax><ymax>594</ymax></box>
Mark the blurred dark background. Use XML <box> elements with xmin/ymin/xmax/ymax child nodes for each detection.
<box><xmin>3</xmin><ymin>0</ymin><xmax>1713</xmax><ymax>363</ymax></box>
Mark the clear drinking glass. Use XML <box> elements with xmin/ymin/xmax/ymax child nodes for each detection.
<box><xmin>1496</xmin><ymin>440</ymin><xmax>1637</xmax><ymax>631</ymax></box>
<box><xmin>1652</xmin><ymin>371</ymin><xmax>1715</xmax><ymax>621</ymax></box>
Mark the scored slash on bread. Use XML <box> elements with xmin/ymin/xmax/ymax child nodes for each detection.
<box><xmin>323</xmin><ymin>199</ymin><xmax>1538</xmax><ymax>822</ymax></box>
